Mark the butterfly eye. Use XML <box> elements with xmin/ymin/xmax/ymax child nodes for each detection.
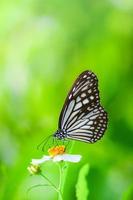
<box><xmin>54</xmin><ymin>70</ymin><xmax>108</xmax><ymax>143</ymax></box>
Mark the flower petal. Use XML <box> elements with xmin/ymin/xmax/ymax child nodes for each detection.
<box><xmin>31</xmin><ymin>156</ymin><xmax>51</xmax><ymax>165</ymax></box>
<box><xmin>53</xmin><ymin>154</ymin><xmax>82</xmax><ymax>163</ymax></box>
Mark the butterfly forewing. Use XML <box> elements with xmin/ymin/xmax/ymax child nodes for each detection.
<box><xmin>59</xmin><ymin>71</ymin><xmax>99</xmax><ymax>127</ymax></box>
<box><xmin>58</xmin><ymin>70</ymin><xmax>108</xmax><ymax>143</ymax></box>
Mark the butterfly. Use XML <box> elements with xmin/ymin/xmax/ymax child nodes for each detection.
<box><xmin>53</xmin><ymin>70</ymin><xmax>108</xmax><ymax>143</ymax></box>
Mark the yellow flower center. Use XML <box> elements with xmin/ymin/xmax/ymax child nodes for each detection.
<box><xmin>27</xmin><ymin>164</ymin><xmax>41</xmax><ymax>175</ymax></box>
<box><xmin>48</xmin><ymin>145</ymin><xmax>65</xmax><ymax>157</ymax></box>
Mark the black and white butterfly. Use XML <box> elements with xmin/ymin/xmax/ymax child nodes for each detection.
<box><xmin>53</xmin><ymin>70</ymin><xmax>108</xmax><ymax>143</ymax></box>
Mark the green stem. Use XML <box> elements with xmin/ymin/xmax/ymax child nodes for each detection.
<box><xmin>27</xmin><ymin>184</ymin><xmax>50</xmax><ymax>198</ymax></box>
<box><xmin>58</xmin><ymin>164</ymin><xmax>62</xmax><ymax>190</ymax></box>
<box><xmin>58</xmin><ymin>192</ymin><xmax>63</xmax><ymax>200</ymax></box>
<box><xmin>57</xmin><ymin>163</ymin><xmax>63</xmax><ymax>200</ymax></box>
<box><xmin>40</xmin><ymin>172</ymin><xmax>63</xmax><ymax>199</ymax></box>
<box><xmin>70</xmin><ymin>141</ymin><xmax>76</xmax><ymax>153</ymax></box>
<box><xmin>40</xmin><ymin>173</ymin><xmax>58</xmax><ymax>192</ymax></box>
<box><xmin>56</xmin><ymin>141</ymin><xmax>76</xmax><ymax>200</ymax></box>
<box><xmin>61</xmin><ymin>141</ymin><xmax>75</xmax><ymax>195</ymax></box>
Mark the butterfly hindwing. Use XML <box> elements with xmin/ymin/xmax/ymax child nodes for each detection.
<box><xmin>66</xmin><ymin>106</ymin><xmax>107</xmax><ymax>143</ymax></box>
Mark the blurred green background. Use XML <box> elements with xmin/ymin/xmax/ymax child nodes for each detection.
<box><xmin>0</xmin><ymin>0</ymin><xmax>133</xmax><ymax>200</ymax></box>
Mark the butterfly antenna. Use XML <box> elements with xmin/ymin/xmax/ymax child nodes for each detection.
<box><xmin>52</xmin><ymin>137</ymin><xmax>59</xmax><ymax>147</ymax></box>
<box><xmin>42</xmin><ymin>135</ymin><xmax>53</xmax><ymax>152</ymax></box>
<box><xmin>37</xmin><ymin>135</ymin><xmax>53</xmax><ymax>151</ymax></box>
<box><xmin>52</xmin><ymin>137</ymin><xmax>55</xmax><ymax>146</ymax></box>
<box><xmin>37</xmin><ymin>137</ymin><xmax>47</xmax><ymax>150</ymax></box>
<box><xmin>65</xmin><ymin>139</ymin><xmax>70</xmax><ymax>150</ymax></box>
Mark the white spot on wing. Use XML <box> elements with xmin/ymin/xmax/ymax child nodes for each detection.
<box><xmin>74</xmin><ymin>102</ymin><xmax>82</xmax><ymax>110</ymax></box>
<box><xmin>73</xmin><ymin>87</ymin><xmax>76</xmax><ymax>92</ymax></box>
<box><xmin>83</xmin><ymin>75</ymin><xmax>87</xmax><ymax>78</ymax></box>
<box><xmin>83</xmin><ymin>99</ymin><xmax>89</xmax><ymax>104</ymax></box>
<box><xmin>90</xmin><ymin>96</ymin><xmax>94</xmax><ymax>100</ymax></box>
<box><xmin>81</xmin><ymin>93</ymin><xmax>86</xmax><ymax>97</ymax></box>
<box><xmin>69</xmin><ymin>94</ymin><xmax>72</xmax><ymax>99</ymax></box>
<box><xmin>76</xmin><ymin>96</ymin><xmax>81</xmax><ymax>102</ymax></box>
<box><xmin>81</xmin><ymin>85</ymin><xmax>88</xmax><ymax>91</ymax></box>
<box><xmin>88</xmin><ymin>89</ymin><xmax>92</xmax><ymax>94</ymax></box>
<box><xmin>87</xmin><ymin>121</ymin><xmax>93</xmax><ymax>125</ymax></box>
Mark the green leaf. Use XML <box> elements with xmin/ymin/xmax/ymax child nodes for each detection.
<box><xmin>76</xmin><ymin>163</ymin><xmax>90</xmax><ymax>200</ymax></box>
<box><xmin>122</xmin><ymin>184</ymin><xmax>133</xmax><ymax>200</ymax></box>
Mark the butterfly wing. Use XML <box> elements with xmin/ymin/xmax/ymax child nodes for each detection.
<box><xmin>66</xmin><ymin>105</ymin><xmax>107</xmax><ymax>143</ymax></box>
<box><xmin>58</xmin><ymin>70</ymin><xmax>108</xmax><ymax>143</ymax></box>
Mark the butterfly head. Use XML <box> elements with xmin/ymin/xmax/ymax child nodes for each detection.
<box><xmin>53</xmin><ymin>129</ymin><xmax>67</xmax><ymax>140</ymax></box>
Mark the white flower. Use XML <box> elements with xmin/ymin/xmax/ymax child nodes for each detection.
<box><xmin>32</xmin><ymin>154</ymin><xmax>81</xmax><ymax>164</ymax></box>
<box><xmin>31</xmin><ymin>145</ymin><xmax>82</xmax><ymax>165</ymax></box>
